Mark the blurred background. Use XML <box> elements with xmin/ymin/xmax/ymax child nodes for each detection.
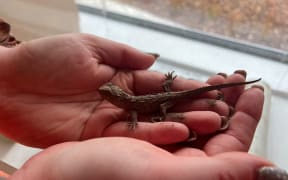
<box><xmin>0</xmin><ymin>0</ymin><xmax>287</xmax><ymax>173</ymax></box>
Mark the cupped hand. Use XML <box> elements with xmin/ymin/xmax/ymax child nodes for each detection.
<box><xmin>0</xmin><ymin>33</ymin><xmax>230</xmax><ymax>148</ymax></box>
<box><xmin>198</xmin><ymin>72</ymin><xmax>264</xmax><ymax>155</ymax></box>
<box><xmin>164</xmin><ymin>72</ymin><xmax>265</xmax><ymax>155</ymax></box>
<box><xmin>10</xmin><ymin>137</ymin><xmax>272</xmax><ymax>180</ymax></box>
<box><xmin>9</xmin><ymin>84</ymin><xmax>269</xmax><ymax>180</ymax></box>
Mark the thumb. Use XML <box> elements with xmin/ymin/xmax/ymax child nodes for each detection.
<box><xmin>213</xmin><ymin>152</ymin><xmax>274</xmax><ymax>180</ymax></box>
<box><xmin>83</xmin><ymin>34</ymin><xmax>158</xmax><ymax>69</ymax></box>
<box><xmin>169</xmin><ymin>152</ymin><xmax>275</xmax><ymax>180</ymax></box>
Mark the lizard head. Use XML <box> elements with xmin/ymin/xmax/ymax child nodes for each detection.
<box><xmin>98</xmin><ymin>82</ymin><xmax>130</xmax><ymax>103</ymax></box>
<box><xmin>98</xmin><ymin>82</ymin><xmax>116</xmax><ymax>97</ymax></box>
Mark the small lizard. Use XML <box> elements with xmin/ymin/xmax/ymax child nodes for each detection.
<box><xmin>99</xmin><ymin>72</ymin><xmax>261</xmax><ymax>129</ymax></box>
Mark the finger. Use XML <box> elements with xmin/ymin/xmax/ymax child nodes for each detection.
<box><xmin>171</xmin><ymin>99</ymin><xmax>230</xmax><ymax>117</ymax></box>
<box><xmin>206</xmin><ymin>72</ymin><xmax>227</xmax><ymax>85</ymax></box>
<box><xmin>212</xmin><ymin>152</ymin><xmax>273</xmax><ymax>180</ymax></box>
<box><xmin>226</xmin><ymin>85</ymin><xmax>265</xmax><ymax>148</ymax></box>
<box><xmin>173</xmin><ymin>147</ymin><xmax>207</xmax><ymax>156</ymax></box>
<box><xmin>220</xmin><ymin>70</ymin><xmax>247</xmax><ymax>106</ymax></box>
<box><xmin>102</xmin><ymin>121</ymin><xmax>190</xmax><ymax>145</ymax></box>
<box><xmin>81</xmin><ymin>34</ymin><xmax>157</xmax><ymax>69</ymax></box>
<box><xmin>163</xmin><ymin>152</ymin><xmax>272</xmax><ymax>180</ymax></box>
<box><xmin>211</xmin><ymin>152</ymin><xmax>273</xmax><ymax>180</ymax></box>
<box><xmin>164</xmin><ymin>111</ymin><xmax>226</xmax><ymax>135</ymax></box>
<box><xmin>204</xmin><ymin>86</ymin><xmax>264</xmax><ymax>154</ymax></box>
<box><xmin>207</xmin><ymin>70</ymin><xmax>247</xmax><ymax>106</ymax></box>
<box><xmin>103</xmin><ymin>110</ymin><xmax>224</xmax><ymax>145</ymax></box>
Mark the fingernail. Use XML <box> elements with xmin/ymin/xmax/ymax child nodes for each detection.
<box><xmin>252</xmin><ymin>85</ymin><xmax>264</xmax><ymax>92</ymax></box>
<box><xmin>146</xmin><ymin>52</ymin><xmax>160</xmax><ymax>59</ymax></box>
<box><xmin>187</xmin><ymin>131</ymin><xmax>197</xmax><ymax>142</ymax></box>
<box><xmin>217</xmin><ymin>72</ymin><xmax>228</xmax><ymax>78</ymax></box>
<box><xmin>216</xmin><ymin>91</ymin><xmax>224</xmax><ymax>100</ymax></box>
<box><xmin>234</xmin><ymin>70</ymin><xmax>247</xmax><ymax>78</ymax></box>
<box><xmin>258</xmin><ymin>166</ymin><xmax>288</xmax><ymax>180</ymax></box>
<box><xmin>218</xmin><ymin>116</ymin><xmax>229</xmax><ymax>131</ymax></box>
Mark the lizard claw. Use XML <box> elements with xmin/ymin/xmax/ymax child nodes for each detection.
<box><xmin>151</xmin><ymin>116</ymin><xmax>164</xmax><ymax>122</ymax></box>
<box><xmin>127</xmin><ymin>120</ymin><xmax>138</xmax><ymax>130</ymax></box>
<box><xmin>165</xmin><ymin>71</ymin><xmax>177</xmax><ymax>81</ymax></box>
<box><xmin>187</xmin><ymin>130</ymin><xmax>197</xmax><ymax>142</ymax></box>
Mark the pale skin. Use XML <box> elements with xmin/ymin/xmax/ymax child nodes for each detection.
<box><xmin>0</xmin><ymin>33</ymin><xmax>272</xmax><ymax>179</ymax></box>
<box><xmin>10</xmin><ymin>137</ymin><xmax>272</xmax><ymax>180</ymax></box>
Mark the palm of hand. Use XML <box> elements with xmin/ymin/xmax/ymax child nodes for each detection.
<box><xmin>0</xmin><ymin>34</ymin><xmax>144</xmax><ymax>147</ymax></box>
<box><xmin>14</xmin><ymin>137</ymin><xmax>270</xmax><ymax>180</ymax></box>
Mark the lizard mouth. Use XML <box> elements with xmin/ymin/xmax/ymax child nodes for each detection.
<box><xmin>98</xmin><ymin>85</ymin><xmax>110</xmax><ymax>95</ymax></box>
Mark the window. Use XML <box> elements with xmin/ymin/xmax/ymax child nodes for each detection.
<box><xmin>77</xmin><ymin>0</ymin><xmax>288</xmax><ymax>62</ymax></box>
<box><xmin>113</xmin><ymin>0</ymin><xmax>288</xmax><ymax>51</ymax></box>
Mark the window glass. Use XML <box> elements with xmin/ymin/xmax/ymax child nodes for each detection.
<box><xmin>79</xmin><ymin>0</ymin><xmax>288</xmax><ymax>51</ymax></box>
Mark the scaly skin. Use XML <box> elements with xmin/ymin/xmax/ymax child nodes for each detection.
<box><xmin>99</xmin><ymin>72</ymin><xmax>261</xmax><ymax>129</ymax></box>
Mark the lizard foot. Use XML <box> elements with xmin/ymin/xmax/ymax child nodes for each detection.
<box><xmin>127</xmin><ymin>120</ymin><xmax>138</xmax><ymax>130</ymax></box>
<box><xmin>162</xmin><ymin>71</ymin><xmax>177</xmax><ymax>92</ymax></box>
<box><xmin>127</xmin><ymin>111</ymin><xmax>138</xmax><ymax>130</ymax></box>
<box><xmin>151</xmin><ymin>112</ymin><xmax>185</xmax><ymax>122</ymax></box>
<box><xmin>165</xmin><ymin>113</ymin><xmax>184</xmax><ymax>121</ymax></box>
<box><xmin>206</xmin><ymin>99</ymin><xmax>217</xmax><ymax>107</ymax></box>
<box><xmin>151</xmin><ymin>116</ymin><xmax>164</xmax><ymax>122</ymax></box>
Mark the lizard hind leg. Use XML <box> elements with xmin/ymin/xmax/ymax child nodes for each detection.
<box><xmin>151</xmin><ymin>101</ymin><xmax>176</xmax><ymax>122</ymax></box>
<box><xmin>162</xmin><ymin>71</ymin><xmax>177</xmax><ymax>92</ymax></box>
<box><xmin>127</xmin><ymin>111</ymin><xmax>138</xmax><ymax>130</ymax></box>
<box><xmin>159</xmin><ymin>101</ymin><xmax>175</xmax><ymax>121</ymax></box>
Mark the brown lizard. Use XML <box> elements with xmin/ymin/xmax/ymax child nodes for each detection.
<box><xmin>98</xmin><ymin>72</ymin><xmax>261</xmax><ymax>129</ymax></box>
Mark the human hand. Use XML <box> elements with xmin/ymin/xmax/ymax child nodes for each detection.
<box><xmin>10</xmin><ymin>137</ymin><xmax>273</xmax><ymax>180</ymax></box>
<box><xmin>0</xmin><ymin>33</ymin><xmax>230</xmax><ymax>148</ymax></box>
<box><xmin>180</xmin><ymin>71</ymin><xmax>265</xmax><ymax>155</ymax></box>
<box><xmin>7</xmin><ymin>87</ymin><xmax>279</xmax><ymax>180</ymax></box>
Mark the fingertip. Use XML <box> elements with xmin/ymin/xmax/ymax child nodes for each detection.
<box><xmin>206</xmin><ymin>73</ymin><xmax>226</xmax><ymax>85</ymax></box>
<box><xmin>251</xmin><ymin>85</ymin><xmax>265</xmax><ymax>92</ymax></box>
<box><xmin>214</xmin><ymin>152</ymin><xmax>273</xmax><ymax>178</ymax></box>
<box><xmin>258</xmin><ymin>166</ymin><xmax>288</xmax><ymax>180</ymax></box>
<box><xmin>83</xmin><ymin>34</ymin><xmax>157</xmax><ymax>69</ymax></box>
<box><xmin>145</xmin><ymin>52</ymin><xmax>160</xmax><ymax>59</ymax></box>
<box><xmin>120</xmin><ymin>48</ymin><xmax>158</xmax><ymax>69</ymax></box>
<box><xmin>234</xmin><ymin>69</ymin><xmax>247</xmax><ymax>79</ymax></box>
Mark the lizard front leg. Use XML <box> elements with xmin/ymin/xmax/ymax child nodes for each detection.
<box><xmin>162</xmin><ymin>71</ymin><xmax>177</xmax><ymax>92</ymax></box>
